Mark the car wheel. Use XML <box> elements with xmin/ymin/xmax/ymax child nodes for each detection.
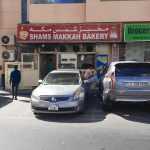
<box><xmin>101</xmin><ymin>94</ymin><xmax>113</xmax><ymax>112</ymax></box>
<box><xmin>33</xmin><ymin>112</ymin><xmax>40</xmax><ymax>116</ymax></box>
<box><xmin>78</xmin><ymin>102</ymin><xmax>85</xmax><ymax>114</ymax></box>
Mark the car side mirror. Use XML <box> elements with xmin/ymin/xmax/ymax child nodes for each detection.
<box><xmin>38</xmin><ymin>80</ymin><xmax>43</xmax><ymax>84</ymax></box>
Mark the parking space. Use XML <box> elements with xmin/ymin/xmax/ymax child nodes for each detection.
<box><xmin>0</xmin><ymin>89</ymin><xmax>150</xmax><ymax>125</ymax></box>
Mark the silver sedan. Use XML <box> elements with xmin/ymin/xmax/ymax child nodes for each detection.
<box><xmin>31</xmin><ymin>69</ymin><xmax>85</xmax><ymax>115</ymax></box>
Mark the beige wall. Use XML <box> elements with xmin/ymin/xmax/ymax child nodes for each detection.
<box><xmin>0</xmin><ymin>0</ymin><xmax>21</xmax><ymax>34</ymax></box>
<box><xmin>0</xmin><ymin>0</ymin><xmax>21</xmax><ymax>75</ymax></box>
<box><xmin>29</xmin><ymin>0</ymin><xmax>150</xmax><ymax>23</ymax></box>
<box><xmin>86</xmin><ymin>0</ymin><xmax>150</xmax><ymax>22</ymax></box>
<box><xmin>29</xmin><ymin>3</ymin><xmax>86</xmax><ymax>23</ymax></box>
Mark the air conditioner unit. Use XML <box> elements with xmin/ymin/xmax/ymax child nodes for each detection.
<box><xmin>0</xmin><ymin>34</ymin><xmax>15</xmax><ymax>45</ymax></box>
<box><xmin>2</xmin><ymin>50</ymin><xmax>15</xmax><ymax>61</ymax></box>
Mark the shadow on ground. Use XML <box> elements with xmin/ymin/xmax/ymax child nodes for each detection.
<box><xmin>111</xmin><ymin>102</ymin><xmax>150</xmax><ymax>124</ymax></box>
<box><xmin>0</xmin><ymin>95</ymin><xmax>12</xmax><ymax>108</ymax></box>
<box><xmin>35</xmin><ymin>93</ymin><xmax>107</xmax><ymax>123</ymax></box>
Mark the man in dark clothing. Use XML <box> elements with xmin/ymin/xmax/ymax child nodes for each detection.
<box><xmin>10</xmin><ymin>66</ymin><xmax>21</xmax><ymax>100</ymax></box>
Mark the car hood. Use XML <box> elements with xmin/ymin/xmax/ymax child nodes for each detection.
<box><xmin>32</xmin><ymin>84</ymin><xmax>81</xmax><ymax>96</ymax></box>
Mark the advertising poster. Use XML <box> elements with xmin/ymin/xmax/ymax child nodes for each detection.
<box><xmin>96</xmin><ymin>54</ymin><xmax>108</xmax><ymax>70</ymax></box>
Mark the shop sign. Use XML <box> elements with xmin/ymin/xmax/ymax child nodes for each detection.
<box><xmin>124</xmin><ymin>23</ymin><xmax>150</xmax><ymax>42</ymax></box>
<box><xmin>17</xmin><ymin>23</ymin><xmax>121</xmax><ymax>43</ymax></box>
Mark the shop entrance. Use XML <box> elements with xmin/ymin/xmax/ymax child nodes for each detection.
<box><xmin>5</xmin><ymin>62</ymin><xmax>21</xmax><ymax>90</ymax></box>
<box><xmin>77</xmin><ymin>54</ymin><xmax>95</xmax><ymax>69</ymax></box>
<box><xmin>40</xmin><ymin>54</ymin><xmax>56</xmax><ymax>79</ymax></box>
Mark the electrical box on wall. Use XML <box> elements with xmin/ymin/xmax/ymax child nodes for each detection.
<box><xmin>1</xmin><ymin>50</ymin><xmax>15</xmax><ymax>61</ymax></box>
<box><xmin>0</xmin><ymin>34</ymin><xmax>15</xmax><ymax>45</ymax></box>
<box><xmin>60</xmin><ymin>53</ymin><xmax>77</xmax><ymax>69</ymax></box>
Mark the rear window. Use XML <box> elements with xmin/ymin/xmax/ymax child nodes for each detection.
<box><xmin>115</xmin><ymin>63</ymin><xmax>150</xmax><ymax>77</ymax></box>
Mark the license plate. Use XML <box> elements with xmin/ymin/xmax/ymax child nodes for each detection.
<box><xmin>126</xmin><ymin>82</ymin><xmax>148</xmax><ymax>87</ymax></box>
<box><xmin>48</xmin><ymin>103</ymin><xmax>58</xmax><ymax>111</ymax></box>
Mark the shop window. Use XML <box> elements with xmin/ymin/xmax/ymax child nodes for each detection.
<box><xmin>60</xmin><ymin>46</ymin><xmax>67</xmax><ymax>52</ymax></box>
<box><xmin>21</xmin><ymin>53</ymin><xmax>38</xmax><ymax>70</ymax></box>
<box><xmin>86</xmin><ymin>44</ymin><xmax>95</xmax><ymax>52</ymax></box>
<box><xmin>119</xmin><ymin>43</ymin><xmax>126</xmax><ymax>61</ymax></box>
<box><xmin>73</xmin><ymin>45</ymin><xmax>80</xmax><ymax>52</ymax></box>
<box><xmin>22</xmin><ymin>54</ymin><xmax>34</xmax><ymax>62</ymax></box>
<box><xmin>77</xmin><ymin>54</ymin><xmax>95</xmax><ymax>69</ymax></box>
<box><xmin>40</xmin><ymin>44</ymin><xmax>59</xmax><ymax>52</ymax></box>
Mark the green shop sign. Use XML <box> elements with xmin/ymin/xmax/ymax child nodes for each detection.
<box><xmin>124</xmin><ymin>23</ymin><xmax>150</xmax><ymax>42</ymax></box>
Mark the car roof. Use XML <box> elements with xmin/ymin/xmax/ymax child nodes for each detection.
<box><xmin>50</xmin><ymin>69</ymin><xmax>80</xmax><ymax>74</ymax></box>
<box><xmin>110</xmin><ymin>61</ymin><xmax>150</xmax><ymax>66</ymax></box>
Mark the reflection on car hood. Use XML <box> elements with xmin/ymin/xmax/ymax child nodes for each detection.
<box><xmin>33</xmin><ymin>84</ymin><xmax>81</xmax><ymax>96</ymax></box>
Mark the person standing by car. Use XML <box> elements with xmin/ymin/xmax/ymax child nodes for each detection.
<box><xmin>10</xmin><ymin>65</ymin><xmax>21</xmax><ymax>100</ymax></box>
<box><xmin>84</xmin><ymin>68</ymin><xmax>93</xmax><ymax>80</ymax></box>
<box><xmin>83</xmin><ymin>68</ymin><xmax>94</xmax><ymax>103</ymax></box>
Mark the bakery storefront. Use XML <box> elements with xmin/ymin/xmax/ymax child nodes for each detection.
<box><xmin>122</xmin><ymin>23</ymin><xmax>150</xmax><ymax>62</ymax></box>
<box><xmin>16</xmin><ymin>23</ymin><xmax>121</xmax><ymax>86</ymax></box>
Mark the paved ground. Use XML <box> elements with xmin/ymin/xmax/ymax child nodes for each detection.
<box><xmin>0</xmin><ymin>90</ymin><xmax>150</xmax><ymax>150</ymax></box>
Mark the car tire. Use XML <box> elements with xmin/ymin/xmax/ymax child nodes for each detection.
<box><xmin>33</xmin><ymin>112</ymin><xmax>40</xmax><ymax>116</ymax></box>
<box><xmin>78</xmin><ymin>102</ymin><xmax>85</xmax><ymax>114</ymax></box>
<box><xmin>78</xmin><ymin>109</ymin><xmax>85</xmax><ymax>114</ymax></box>
<box><xmin>102</xmin><ymin>102</ymin><xmax>112</xmax><ymax>112</ymax></box>
<box><xmin>33</xmin><ymin>112</ymin><xmax>37</xmax><ymax>115</ymax></box>
<box><xmin>101</xmin><ymin>94</ymin><xmax>113</xmax><ymax>112</ymax></box>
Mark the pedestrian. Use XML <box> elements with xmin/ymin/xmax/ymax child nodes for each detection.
<box><xmin>9</xmin><ymin>65</ymin><xmax>21</xmax><ymax>100</ymax></box>
<box><xmin>84</xmin><ymin>68</ymin><xmax>93</xmax><ymax>80</ymax></box>
<box><xmin>83</xmin><ymin>68</ymin><xmax>94</xmax><ymax>103</ymax></box>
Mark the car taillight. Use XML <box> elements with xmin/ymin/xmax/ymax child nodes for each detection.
<box><xmin>106</xmin><ymin>72</ymin><xmax>116</xmax><ymax>89</ymax></box>
<box><xmin>110</xmin><ymin>72</ymin><xmax>115</xmax><ymax>89</ymax></box>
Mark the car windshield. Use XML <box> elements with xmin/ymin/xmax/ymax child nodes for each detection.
<box><xmin>43</xmin><ymin>72</ymin><xmax>80</xmax><ymax>85</ymax></box>
<box><xmin>115</xmin><ymin>63</ymin><xmax>150</xmax><ymax>77</ymax></box>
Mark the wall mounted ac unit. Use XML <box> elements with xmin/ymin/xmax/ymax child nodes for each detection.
<box><xmin>2</xmin><ymin>50</ymin><xmax>15</xmax><ymax>61</ymax></box>
<box><xmin>0</xmin><ymin>34</ymin><xmax>15</xmax><ymax>45</ymax></box>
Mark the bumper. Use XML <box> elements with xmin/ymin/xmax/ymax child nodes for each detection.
<box><xmin>114</xmin><ymin>97</ymin><xmax>150</xmax><ymax>102</ymax></box>
<box><xmin>31</xmin><ymin>100</ymin><xmax>84</xmax><ymax>114</ymax></box>
<box><xmin>32</xmin><ymin>106</ymin><xmax>79</xmax><ymax>114</ymax></box>
<box><xmin>104</xmin><ymin>89</ymin><xmax>150</xmax><ymax>102</ymax></box>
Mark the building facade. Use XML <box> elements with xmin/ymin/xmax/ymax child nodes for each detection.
<box><xmin>2</xmin><ymin>0</ymin><xmax>150</xmax><ymax>89</ymax></box>
<box><xmin>0</xmin><ymin>0</ymin><xmax>21</xmax><ymax>88</ymax></box>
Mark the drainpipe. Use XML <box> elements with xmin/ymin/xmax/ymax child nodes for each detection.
<box><xmin>21</xmin><ymin>0</ymin><xmax>28</xmax><ymax>23</ymax></box>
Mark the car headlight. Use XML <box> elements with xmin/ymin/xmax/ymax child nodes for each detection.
<box><xmin>73</xmin><ymin>88</ymin><xmax>82</xmax><ymax>101</ymax></box>
<box><xmin>31</xmin><ymin>94</ymin><xmax>40</xmax><ymax>102</ymax></box>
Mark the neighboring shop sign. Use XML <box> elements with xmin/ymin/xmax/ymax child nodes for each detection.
<box><xmin>17</xmin><ymin>23</ymin><xmax>121</xmax><ymax>43</ymax></box>
<box><xmin>124</xmin><ymin>23</ymin><xmax>150</xmax><ymax>42</ymax></box>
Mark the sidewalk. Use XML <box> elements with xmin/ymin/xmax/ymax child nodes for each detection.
<box><xmin>0</xmin><ymin>88</ymin><xmax>32</xmax><ymax>95</ymax></box>
<box><xmin>0</xmin><ymin>89</ymin><xmax>32</xmax><ymax>102</ymax></box>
